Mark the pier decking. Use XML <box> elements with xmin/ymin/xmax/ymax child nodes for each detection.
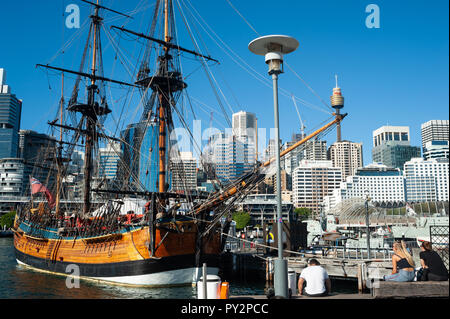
<box><xmin>231</xmin><ymin>281</ymin><xmax>449</xmax><ymax>299</ymax></box>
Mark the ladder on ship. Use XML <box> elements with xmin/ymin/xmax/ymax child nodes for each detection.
<box><xmin>46</xmin><ymin>237</ymin><xmax>63</xmax><ymax>265</ymax></box>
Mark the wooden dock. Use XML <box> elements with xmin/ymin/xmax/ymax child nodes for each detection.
<box><xmin>231</xmin><ymin>281</ymin><xmax>449</xmax><ymax>299</ymax></box>
<box><xmin>372</xmin><ymin>281</ymin><xmax>449</xmax><ymax>299</ymax></box>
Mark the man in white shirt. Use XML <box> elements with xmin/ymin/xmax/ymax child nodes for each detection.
<box><xmin>298</xmin><ymin>259</ymin><xmax>331</xmax><ymax>297</ymax></box>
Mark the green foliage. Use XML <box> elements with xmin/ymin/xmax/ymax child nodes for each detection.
<box><xmin>294</xmin><ymin>207</ymin><xmax>311</xmax><ymax>220</ymax></box>
<box><xmin>0</xmin><ymin>211</ymin><xmax>16</xmax><ymax>229</ymax></box>
<box><xmin>232</xmin><ymin>211</ymin><xmax>251</xmax><ymax>230</ymax></box>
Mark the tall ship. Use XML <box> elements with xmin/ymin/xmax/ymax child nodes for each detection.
<box><xmin>13</xmin><ymin>0</ymin><xmax>346</xmax><ymax>286</ymax></box>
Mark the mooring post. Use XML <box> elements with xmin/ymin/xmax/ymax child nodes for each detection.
<box><xmin>362</xmin><ymin>263</ymin><xmax>367</xmax><ymax>290</ymax></box>
<box><xmin>357</xmin><ymin>263</ymin><xmax>363</xmax><ymax>293</ymax></box>
<box><xmin>202</xmin><ymin>263</ymin><xmax>207</xmax><ymax>299</ymax></box>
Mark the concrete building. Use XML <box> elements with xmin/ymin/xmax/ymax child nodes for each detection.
<box><xmin>264</xmin><ymin>169</ymin><xmax>291</xmax><ymax>193</ymax></box>
<box><xmin>283</xmin><ymin>136</ymin><xmax>327</xmax><ymax>175</ymax></box>
<box><xmin>208</xmin><ymin>133</ymin><xmax>256</xmax><ymax>184</ymax></box>
<box><xmin>323</xmin><ymin>163</ymin><xmax>405</xmax><ymax>212</ymax></box>
<box><xmin>404</xmin><ymin>157</ymin><xmax>449</xmax><ymax>202</ymax></box>
<box><xmin>232</xmin><ymin>110</ymin><xmax>257</xmax><ymax>141</ymax></box>
<box><xmin>120</xmin><ymin>121</ymin><xmax>162</xmax><ymax>192</ymax></box>
<box><xmin>18</xmin><ymin>130</ymin><xmax>57</xmax><ymax>196</ymax></box>
<box><xmin>423</xmin><ymin>141</ymin><xmax>449</xmax><ymax>161</ymax></box>
<box><xmin>238</xmin><ymin>193</ymin><xmax>294</xmax><ymax>225</ymax></box>
<box><xmin>292</xmin><ymin>160</ymin><xmax>342</xmax><ymax>215</ymax></box>
<box><xmin>0</xmin><ymin>68</ymin><xmax>22</xmax><ymax>159</ymax></box>
<box><xmin>170</xmin><ymin>151</ymin><xmax>198</xmax><ymax>192</ymax></box>
<box><xmin>0</xmin><ymin>158</ymin><xmax>24</xmax><ymax>197</ymax></box>
<box><xmin>98</xmin><ymin>142</ymin><xmax>122</xmax><ymax>180</ymax></box>
<box><xmin>372</xmin><ymin>126</ymin><xmax>420</xmax><ymax>170</ymax></box>
<box><xmin>421</xmin><ymin>120</ymin><xmax>449</xmax><ymax>161</ymax></box>
<box><xmin>0</xmin><ymin>158</ymin><xmax>25</xmax><ymax>215</ymax></box>
<box><xmin>328</xmin><ymin>140</ymin><xmax>363</xmax><ymax>179</ymax></box>
<box><xmin>264</xmin><ymin>138</ymin><xmax>279</xmax><ymax>163</ymax></box>
<box><xmin>421</xmin><ymin>120</ymin><xmax>449</xmax><ymax>149</ymax></box>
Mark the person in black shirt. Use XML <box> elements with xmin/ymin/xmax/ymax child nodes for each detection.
<box><xmin>419</xmin><ymin>241</ymin><xmax>448</xmax><ymax>281</ymax></box>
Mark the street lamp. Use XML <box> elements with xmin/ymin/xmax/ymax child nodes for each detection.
<box><xmin>364</xmin><ymin>189</ymin><xmax>371</xmax><ymax>259</ymax></box>
<box><xmin>249</xmin><ymin>35</ymin><xmax>299</xmax><ymax>298</ymax></box>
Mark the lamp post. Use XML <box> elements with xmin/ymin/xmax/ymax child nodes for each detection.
<box><xmin>364</xmin><ymin>190</ymin><xmax>371</xmax><ymax>259</ymax></box>
<box><xmin>249</xmin><ymin>35</ymin><xmax>299</xmax><ymax>298</ymax></box>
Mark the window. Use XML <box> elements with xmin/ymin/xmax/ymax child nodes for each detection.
<box><xmin>401</xmin><ymin>133</ymin><xmax>408</xmax><ymax>141</ymax></box>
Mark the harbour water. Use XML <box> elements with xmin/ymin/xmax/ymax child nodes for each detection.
<box><xmin>0</xmin><ymin>237</ymin><xmax>356</xmax><ymax>298</ymax></box>
<box><xmin>0</xmin><ymin>238</ymin><xmax>266</xmax><ymax>299</ymax></box>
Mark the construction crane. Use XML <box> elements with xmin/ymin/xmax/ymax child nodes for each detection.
<box><xmin>291</xmin><ymin>94</ymin><xmax>306</xmax><ymax>137</ymax></box>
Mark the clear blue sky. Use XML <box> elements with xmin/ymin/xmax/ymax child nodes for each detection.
<box><xmin>0</xmin><ymin>0</ymin><xmax>448</xmax><ymax>165</ymax></box>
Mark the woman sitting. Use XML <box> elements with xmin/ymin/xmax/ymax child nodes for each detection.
<box><xmin>419</xmin><ymin>241</ymin><xmax>448</xmax><ymax>281</ymax></box>
<box><xmin>384</xmin><ymin>241</ymin><xmax>415</xmax><ymax>282</ymax></box>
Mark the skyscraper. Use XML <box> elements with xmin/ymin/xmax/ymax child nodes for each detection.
<box><xmin>207</xmin><ymin>133</ymin><xmax>256</xmax><ymax>184</ymax></box>
<box><xmin>372</xmin><ymin>126</ymin><xmax>420</xmax><ymax>170</ymax></box>
<box><xmin>421</xmin><ymin>120</ymin><xmax>449</xmax><ymax>149</ymax></box>
<box><xmin>232</xmin><ymin>111</ymin><xmax>257</xmax><ymax>140</ymax></box>
<box><xmin>170</xmin><ymin>151</ymin><xmax>197</xmax><ymax>192</ymax></box>
<box><xmin>421</xmin><ymin>120</ymin><xmax>449</xmax><ymax>160</ymax></box>
<box><xmin>120</xmin><ymin>122</ymin><xmax>163</xmax><ymax>192</ymax></box>
<box><xmin>98</xmin><ymin>142</ymin><xmax>122</xmax><ymax>180</ymax></box>
<box><xmin>0</xmin><ymin>68</ymin><xmax>22</xmax><ymax>159</ymax></box>
<box><xmin>328</xmin><ymin>140</ymin><xmax>363</xmax><ymax>179</ymax></box>
<box><xmin>18</xmin><ymin>130</ymin><xmax>56</xmax><ymax>195</ymax></box>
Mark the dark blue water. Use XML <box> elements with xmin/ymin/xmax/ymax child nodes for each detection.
<box><xmin>0</xmin><ymin>238</ymin><xmax>265</xmax><ymax>299</ymax></box>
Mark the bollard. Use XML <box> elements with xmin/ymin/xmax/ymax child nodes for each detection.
<box><xmin>357</xmin><ymin>263</ymin><xmax>363</xmax><ymax>293</ymax></box>
<box><xmin>202</xmin><ymin>263</ymin><xmax>207</xmax><ymax>299</ymax></box>
<box><xmin>287</xmin><ymin>268</ymin><xmax>297</xmax><ymax>296</ymax></box>
<box><xmin>197</xmin><ymin>275</ymin><xmax>222</xmax><ymax>299</ymax></box>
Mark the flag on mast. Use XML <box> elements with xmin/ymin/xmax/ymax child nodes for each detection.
<box><xmin>29</xmin><ymin>176</ymin><xmax>55</xmax><ymax>208</ymax></box>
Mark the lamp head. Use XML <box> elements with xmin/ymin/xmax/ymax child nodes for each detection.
<box><xmin>248</xmin><ymin>35</ymin><xmax>299</xmax><ymax>75</ymax></box>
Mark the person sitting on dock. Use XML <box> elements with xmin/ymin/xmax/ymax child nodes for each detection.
<box><xmin>298</xmin><ymin>259</ymin><xmax>331</xmax><ymax>297</ymax></box>
<box><xmin>383</xmin><ymin>241</ymin><xmax>415</xmax><ymax>282</ymax></box>
<box><xmin>419</xmin><ymin>241</ymin><xmax>448</xmax><ymax>281</ymax></box>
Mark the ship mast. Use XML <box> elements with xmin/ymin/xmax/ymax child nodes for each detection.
<box><xmin>111</xmin><ymin>0</ymin><xmax>216</xmax><ymax>195</ymax></box>
<box><xmin>54</xmin><ymin>73</ymin><xmax>64</xmax><ymax>218</ymax></box>
<box><xmin>81</xmin><ymin>1</ymin><xmax>100</xmax><ymax>215</ymax></box>
<box><xmin>158</xmin><ymin>0</ymin><xmax>170</xmax><ymax>193</ymax></box>
<box><xmin>38</xmin><ymin>0</ymin><xmax>134</xmax><ymax>215</ymax></box>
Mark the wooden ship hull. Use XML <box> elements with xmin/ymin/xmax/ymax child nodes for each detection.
<box><xmin>13</xmin><ymin>217</ymin><xmax>221</xmax><ymax>286</ymax></box>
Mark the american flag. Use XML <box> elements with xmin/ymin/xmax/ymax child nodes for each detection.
<box><xmin>29</xmin><ymin>176</ymin><xmax>55</xmax><ymax>208</ymax></box>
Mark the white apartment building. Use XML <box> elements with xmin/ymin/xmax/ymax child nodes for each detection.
<box><xmin>292</xmin><ymin>160</ymin><xmax>342</xmax><ymax>214</ymax></box>
<box><xmin>322</xmin><ymin>163</ymin><xmax>405</xmax><ymax>212</ymax></box>
<box><xmin>404</xmin><ymin>157</ymin><xmax>449</xmax><ymax>202</ymax></box>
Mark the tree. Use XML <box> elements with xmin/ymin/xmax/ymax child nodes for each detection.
<box><xmin>0</xmin><ymin>211</ymin><xmax>16</xmax><ymax>229</ymax></box>
<box><xmin>294</xmin><ymin>207</ymin><xmax>311</xmax><ymax>221</ymax></box>
<box><xmin>232</xmin><ymin>211</ymin><xmax>251</xmax><ymax>230</ymax></box>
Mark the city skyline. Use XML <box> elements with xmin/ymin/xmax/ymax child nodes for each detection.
<box><xmin>0</xmin><ymin>0</ymin><xmax>447</xmax><ymax>167</ymax></box>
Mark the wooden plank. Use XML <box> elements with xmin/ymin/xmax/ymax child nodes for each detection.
<box><xmin>373</xmin><ymin>281</ymin><xmax>449</xmax><ymax>299</ymax></box>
